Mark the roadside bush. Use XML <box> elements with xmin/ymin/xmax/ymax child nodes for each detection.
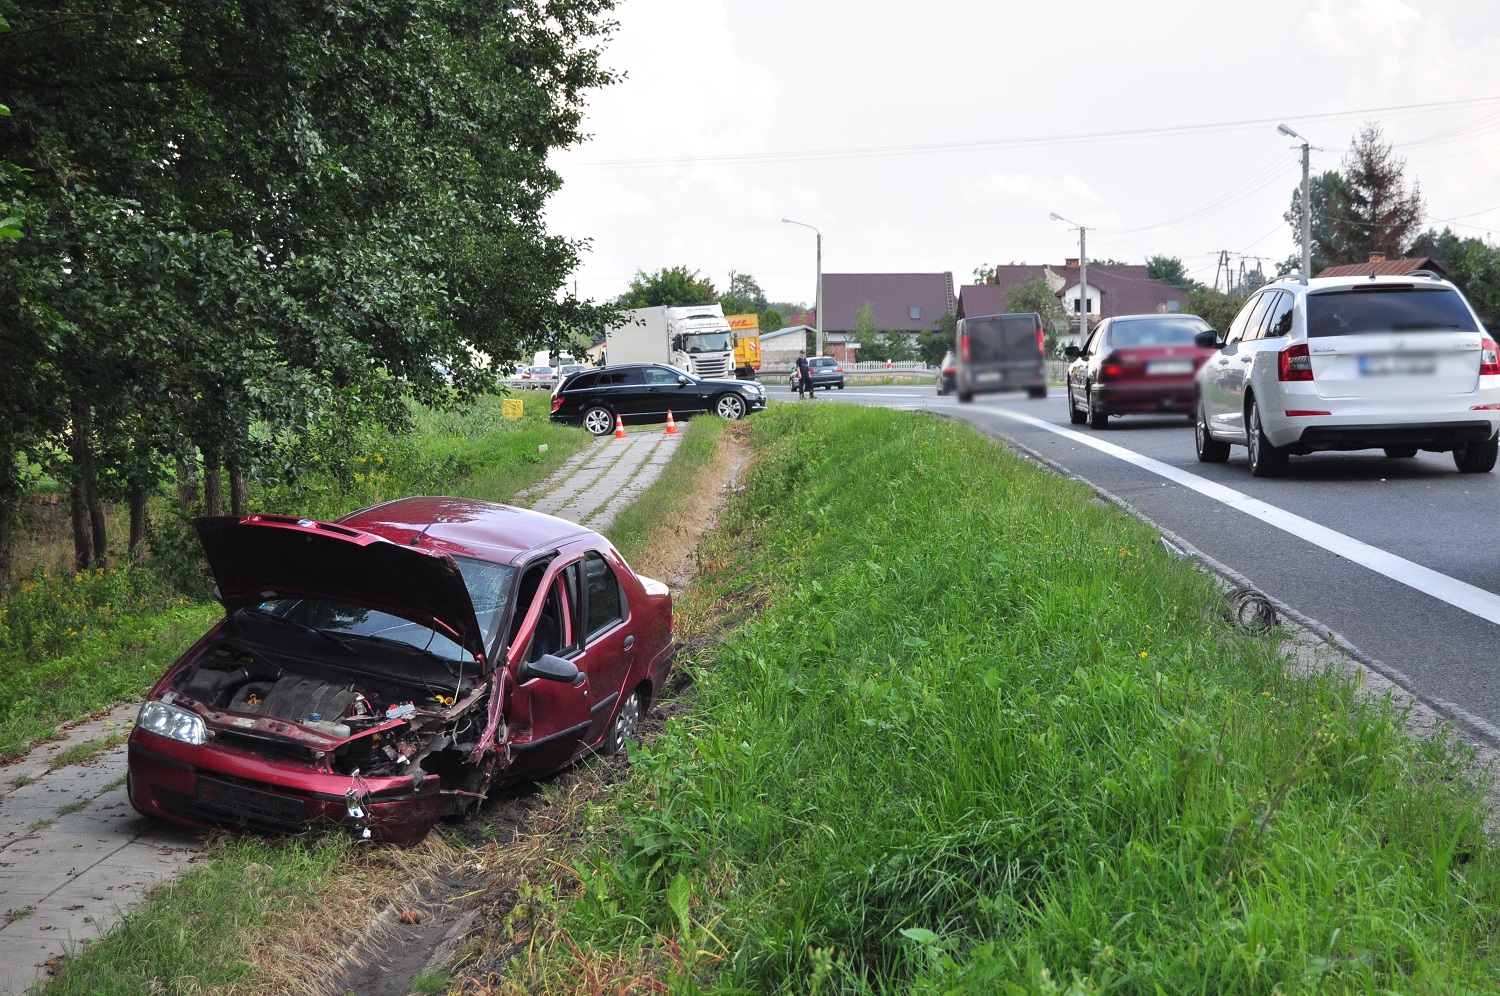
<box><xmin>566</xmin><ymin>404</ymin><xmax>1500</xmax><ymax>992</ymax></box>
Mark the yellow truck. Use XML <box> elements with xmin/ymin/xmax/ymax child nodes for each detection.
<box><xmin>726</xmin><ymin>313</ymin><xmax>762</xmax><ymax>380</ymax></box>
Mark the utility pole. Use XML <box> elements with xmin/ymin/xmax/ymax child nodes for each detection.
<box><xmin>1049</xmin><ymin>212</ymin><xmax>1088</xmax><ymax>336</ymax></box>
<box><xmin>1278</xmin><ymin>123</ymin><xmax>1312</xmax><ymax>283</ymax></box>
<box><xmin>781</xmin><ymin>218</ymin><xmax>823</xmax><ymax>356</ymax></box>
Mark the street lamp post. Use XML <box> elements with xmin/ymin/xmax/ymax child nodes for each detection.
<box><xmin>1049</xmin><ymin>212</ymin><xmax>1089</xmax><ymax>338</ymax></box>
<box><xmin>1278</xmin><ymin>123</ymin><xmax>1312</xmax><ymax>284</ymax></box>
<box><xmin>782</xmin><ymin>218</ymin><xmax>823</xmax><ymax>356</ymax></box>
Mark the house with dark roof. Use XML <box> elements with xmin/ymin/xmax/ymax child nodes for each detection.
<box><xmin>1317</xmin><ymin>253</ymin><xmax>1448</xmax><ymax>278</ymax></box>
<box><xmin>958</xmin><ymin>261</ymin><xmax>1187</xmax><ymax>343</ymax></box>
<box><xmin>821</xmin><ymin>272</ymin><xmax>956</xmax><ymax>361</ymax></box>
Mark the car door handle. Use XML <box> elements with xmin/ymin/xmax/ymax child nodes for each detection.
<box><xmin>622</xmin><ymin>635</ymin><xmax>634</xmax><ymax>650</ymax></box>
<box><xmin>1216</xmin><ymin>359</ymin><xmax>1229</xmax><ymax>366</ymax></box>
<box><xmin>1240</xmin><ymin>356</ymin><xmax>1253</xmax><ymax>362</ymax></box>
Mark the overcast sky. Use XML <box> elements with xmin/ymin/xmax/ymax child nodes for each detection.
<box><xmin>545</xmin><ymin>0</ymin><xmax>1500</xmax><ymax>308</ymax></box>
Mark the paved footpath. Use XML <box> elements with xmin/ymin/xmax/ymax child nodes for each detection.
<box><xmin>0</xmin><ymin>426</ymin><xmax>682</xmax><ymax>994</ymax></box>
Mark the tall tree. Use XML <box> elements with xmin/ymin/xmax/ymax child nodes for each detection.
<box><xmin>1146</xmin><ymin>255</ymin><xmax>1197</xmax><ymax>291</ymax></box>
<box><xmin>615</xmin><ymin>266</ymin><xmax>717</xmax><ymax>308</ymax></box>
<box><xmin>1005</xmin><ymin>277</ymin><xmax>1070</xmax><ymax>355</ymax></box>
<box><xmin>718</xmin><ymin>271</ymin><xmax>767</xmax><ymax>315</ymax></box>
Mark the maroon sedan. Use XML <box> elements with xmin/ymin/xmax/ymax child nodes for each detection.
<box><xmin>127</xmin><ymin>497</ymin><xmax>674</xmax><ymax>846</ymax></box>
<box><xmin>1064</xmin><ymin>314</ymin><xmax>1216</xmax><ymax>429</ymax></box>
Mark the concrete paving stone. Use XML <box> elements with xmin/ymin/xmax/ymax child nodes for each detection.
<box><xmin>0</xmin><ymin>869</ymin><xmax>75</xmax><ymax>910</ymax></box>
<box><xmin>0</xmin><ymin>931</ymin><xmax>71</xmax><ymax>996</ymax></box>
<box><xmin>0</xmin><ymin>704</ymin><xmax>137</xmax><ymax>807</ymax></box>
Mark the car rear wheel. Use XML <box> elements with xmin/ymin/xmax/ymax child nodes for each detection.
<box><xmin>601</xmin><ymin>689</ymin><xmax>643</xmax><ymax>756</ymax></box>
<box><xmin>715</xmin><ymin>393</ymin><xmax>747</xmax><ymax>420</ymax></box>
<box><xmin>1067</xmin><ymin>386</ymin><xmax>1087</xmax><ymax>425</ymax></box>
<box><xmin>582</xmin><ymin>406</ymin><xmax>615</xmax><ymax>437</ymax></box>
<box><xmin>1383</xmin><ymin>445</ymin><xmax>1419</xmax><ymax>459</ymax></box>
<box><xmin>1195</xmin><ymin>399</ymin><xmax>1230</xmax><ymax>462</ymax></box>
<box><xmin>1027</xmin><ymin>386</ymin><xmax>1047</xmax><ymax>400</ymax></box>
<box><xmin>1246</xmin><ymin>398</ymin><xmax>1288</xmax><ymax>477</ymax></box>
<box><xmin>958</xmin><ymin>389</ymin><xmax>973</xmax><ymax>403</ymax></box>
<box><xmin>1086</xmin><ymin>386</ymin><xmax>1108</xmax><ymax>429</ymax></box>
<box><xmin>1454</xmin><ymin>436</ymin><xmax>1499</xmax><ymax>474</ymax></box>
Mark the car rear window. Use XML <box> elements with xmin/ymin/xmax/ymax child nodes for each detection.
<box><xmin>567</xmin><ymin>372</ymin><xmax>600</xmax><ymax>391</ymax></box>
<box><xmin>964</xmin><ymin>315</ymin><xmax>1039</xmax><ymax>361</ymax></box>
<box><xmin>1109</xmin><ymin>320</ymin><xmax>1208</xmax><ymax>347</ymax></box>
<box><xmin>1306</xmin><ymin>286</ymin><xmax>1479</xmax><ymax>337</ymax></box>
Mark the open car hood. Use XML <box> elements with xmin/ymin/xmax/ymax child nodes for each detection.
<box><xmin>195</xmin><ymin>515</ymin><xmax>488</xmax><ymax>661</ymax></box>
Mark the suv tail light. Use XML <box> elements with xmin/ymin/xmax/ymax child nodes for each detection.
<box><xmin>1036</xmin><ymin>326</ymin><xmax>1046</xmax><ymax>356</ymax></box>
<box><xmin>960</xmin><ymin>332</ymin><xmax>970</xmax><ymax>363</ymax></box>
<box><xmin>1278</xmin><ymin>343</ymin><xmax>1313</xmax><ymax>381</ymax></box>
<box><xmin>551</xmin><ymin>396</ymin><xmax>562</xmax><ymax>412</ymax></box>
<box><xmin>1481</xmin><ymin>338</ymin><xmax>1500</xmax><ymax>376</ymax></box>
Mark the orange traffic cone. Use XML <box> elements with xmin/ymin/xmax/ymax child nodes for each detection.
<box><xmin>614</xmin><ymin>413</ymin><xmax>628</xmax><ymax>439</ymax></box>
<box><xmin>664</xmin><ymin>410</ymin><xmax>678</xmax><ymax>434</ymax></box>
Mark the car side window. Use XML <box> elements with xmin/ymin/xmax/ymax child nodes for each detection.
<box><xmin>583</xmin><ymin>551</ymin><xmax>625</xmax><ymax>641</ymax></box>
<box><xmin>569</xmin><ymin>372</ymin><xmax>600</xmax><ymax>391</ymax></box>
<box><xmin>1082</xmin><ymin>326</ymin><xmax>1104</xmax><ymax>356</ymax></box>
<box><xmin>599</xmin><ymin>369</ymin><xmax>644</xmax><ymax>387</ymax></box>
<box><xmin>1225</xmin><ymin>295</ymin><xmax>1265</xmax><ymax>345</ymax></box>
<box><xmin>1262</xmin><ymin>292</ymin><xmax>1294</xmax><ymax>338</ymax></box>
<box><xmin>644</xmin><ymin>366</ymin><xmax>680</xmax><ymax>386</ymax></box>
<box><xmin>558</xmin><ymin>562</ymin><xmax>583</xmax><ymax>657</ymax></box>
<box><xmin>525</xmin><ymin>578</ymin><xmax>570</xmax><ymax>664</ymax></box>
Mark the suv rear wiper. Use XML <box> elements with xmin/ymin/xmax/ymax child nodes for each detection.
<box><xmin>1390</xmin><ymin>322</ymin><xmax>1466</xmax><ymax>330</ymax></box>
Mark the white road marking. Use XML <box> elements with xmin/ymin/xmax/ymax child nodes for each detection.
<box><xmin>994</xmin><ymin>408</ymin><xmax>1500</xmax><ymax>627</ymax></box>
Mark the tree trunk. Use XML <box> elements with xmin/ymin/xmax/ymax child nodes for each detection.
<box><xmin>202</xmin><ymin>446</ymin><xmax>224</xmax><ymax>518</ymax></box>
<box><xmin>176</xmin><ymin>451</ymin><xmax>197</xmax><ymax>516</ymax></box>
<box><xmin>128</xmin><ymin>483</ymin><xmax>148</xmax><ymax>564</ymax></box>
<box><xmin>67</xmin><ymin>393</ymin><xmax>95</xmax><ymax>572</ymax></box>
<box><xmin>229</xmin><ymin>465</ymin><xmax>248</xmax><ymax>516</ymax></box>
<box><xmin>0</xmin><ymin>494</ymin><xmax>14</xmax><ymax>590</ymax></box>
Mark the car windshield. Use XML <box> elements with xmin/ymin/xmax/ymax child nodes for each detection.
<box><xmin>1109</xmin><ymin>320</ymin><xmax>1207</xmax><ymax>347</ymax></box>
<box><xmin>1307</xmin><ymin>286</ymin><xmax>1479</xmax><ymax>337</ymax></box>
<box><xmin>243</xmin><ymin>556</ymin><xmax>515</xmax><ymax>662</ymax></box>
<box><xmin>683</xmin><ymin>332</ymin><xmax>732</xmax><ymax>353</ymax></box>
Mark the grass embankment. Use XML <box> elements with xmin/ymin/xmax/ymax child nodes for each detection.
<box><xmin>538</xmin><ymin>403</ymin><xmax>1500</xmax><ymax>992</ymax></box>
<box><xmin>606</xmin><ymin>415</ymin><xmax>727</xmax><ymax>571</ymax></box>
<box><xmin>1</xmin><ymin>392</ymin><xmax>588</xmax><ymax>762</ymax></box>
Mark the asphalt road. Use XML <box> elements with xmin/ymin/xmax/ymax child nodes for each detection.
<box><xmin>768</xmin><ymin>381</ymin><xmax>1500</xmax><ymax>738</ymax></box>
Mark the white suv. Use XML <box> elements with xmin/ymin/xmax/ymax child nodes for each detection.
<box><xmin>1193</xmin><ymin>273</ymin><xmax>1500</xmax><ymax>476</ymax></box>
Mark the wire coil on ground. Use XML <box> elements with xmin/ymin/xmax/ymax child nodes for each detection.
<box><xmin>1223</xmin><ymin>585</ymin><xmax>1277</xmax><ymax>634</ymax></box>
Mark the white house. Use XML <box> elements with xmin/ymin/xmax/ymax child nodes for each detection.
<box><xmin>759</xmin><ymin>324</ymin><xmax>814</xmax><ymax>367</ymax></box>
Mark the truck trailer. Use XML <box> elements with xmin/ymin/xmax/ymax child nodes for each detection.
<box><xmin>605</xmin><ymin>305</ymin><xmax>736</xmax><ymax>380</ymax></box>
<box><xmin>726</xmin><ymin>313</ymin><xmax>763</xmax><ymax>380</ymax></box>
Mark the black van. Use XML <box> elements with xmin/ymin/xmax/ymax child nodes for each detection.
<box><xmin>955</xmin><ymin>312</ymin><xmax>1048</xmax><ymax>402</ymax></box>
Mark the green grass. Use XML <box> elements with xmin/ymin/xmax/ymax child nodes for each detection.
<box><xmin>43</xmin><ymin>836</ymin><xmax>358</xmax><ymax>995</ymax></box>
<box><xmin>47</xmin><ymin>733</ymin><xmax>124</xmax><ymax>771</ymax></box>
<box><xmin>559</xmin><ymin>403</ymin><xmax>1500</xmax><ymax>992</ymax></box>
<box><xmin>409</xmin><ymin>968</ymin><xmax>451</xmax><ymax>994</ymax></box>
<box><xmin>605</xmin><ymin>415</ymin><xmax>726</xmax><ymax>566</ymax></box>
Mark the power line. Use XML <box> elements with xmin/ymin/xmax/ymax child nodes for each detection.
<box><xmin>571</xmin><ymin>95</ymin><xmax>1500</xmax><ymax>169</ymax></box>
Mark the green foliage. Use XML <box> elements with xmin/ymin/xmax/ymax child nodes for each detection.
<box><xmin>1146</xmin><ymin>254</ymin><xmax>1198</xmax><ymax>290</ymax></box>
<box><xmin>760</xmin><ymin>307</ymin><xmax>785</xmax><ymax>334</ymax></box>
<box><xmin>916</xmin><ymin>329</ymin><xmax>949</xmax><ymax>367</ymax></box>
<box><xmin>1183</xmin><ymin>286</ymin><xmax>1244</xmax><ymax>333</ymax></box>
<box><xmin>615</xmin><ymin>266</ymin><xmax>718</xmax><ymax>308</ymax></box>
<box><xmin>718</xmin><ymin>271</ymin><xmax>768</xmax><ymax>316</ymax></box>
<box><xmin>565</xmin><ymin>404</ymin><xmax>1500</xmax><ymax>991</ymax></box>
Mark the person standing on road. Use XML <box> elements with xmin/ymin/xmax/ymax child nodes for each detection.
<box><xmin>795</xmin><ymin>349</ymin><xmax>814</xmax><ymax>399</ymax></box>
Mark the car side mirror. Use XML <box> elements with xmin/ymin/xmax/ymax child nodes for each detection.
<box><xmin>1194</xmin><ymin>330</ymin><xmax>1221</xmax><ymax>349</ymax></box>
<box><xmin>671</xmin><ymin>335</ymin><xmax>683</xmax><ymax>351</ymax></box>
<box><xmin>677</xmin><ymin>375</ymin><xmax>689</xmax><ymax>385</ymax></box>
<box><xmin>518</xmin><ymin>653</ymin><xmax>579</xmax><ymax>684</ymax></box>
<box><xmin>1063</xmin><ymin>346</ymin><xmax>1081</xmax><ymax>359</ymax></box>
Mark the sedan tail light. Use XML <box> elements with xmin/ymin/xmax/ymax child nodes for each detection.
<box><xmin>1278</xmin><ymin>343</ymin><xmax>1313</xmax><ymax>381</ymax></box>
<box><xmin>835</xmin><ymin>364</ymin><xmax>843</xmax><ymax>373</ymax></box>
<box><xmin>1097</xmin><ymin>352</ymin><xmax>1124</xmax><ymax>379</ymax></box>
<box><xmin>1481</xmin><ymin>338</ymin><xmax>1500</xmax><ymax>376</ymax></box>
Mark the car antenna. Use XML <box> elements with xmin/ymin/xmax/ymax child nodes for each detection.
<box><xmin>410</xmin><ymin>524</ymin><xmax>435</xmax><ymax>546</ymax></box>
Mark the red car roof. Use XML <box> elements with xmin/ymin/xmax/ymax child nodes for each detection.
<box><xmin>337</xmin><ymin>496</ymin><xmax>593</xmax><ymax>564</ymax></box>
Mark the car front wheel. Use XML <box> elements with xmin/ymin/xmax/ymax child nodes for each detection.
<box><xmin>582</xmin><ymin>406</ymin><xmax>615</xmax><ymax>437</ymax></box>
<box><xmin>1454</xmin><ymin>436</ymin><xmax>1499</xmax><ymax>474</ymax></box>
<box><xmin>1246</xmin><ymin>398</ymin><xmax>1288</xmax><ymax>477</ymax></box>
<box><xmin>715</xmin><ymin>393</ymin><xmax>747</xmax><ymax>420</ymax></box>
<box><xmin>602</xmin><ymin>689</ymin><xmax>643</xmax><ymax>755</ymax></box>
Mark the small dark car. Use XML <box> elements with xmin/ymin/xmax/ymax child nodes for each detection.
<box><xmin>935</xmin><ymin>351</ymin><xmax>957</xmax><ymax>395</ymax></box>
<box><xmin>807</xmin><ymin>356</ymin><xmax>845</xmax><ymax>390</ymax></box>
<box><xmin>551</xmin><ymin>362</ymin><xmax>767</xmax><ymax>436</ymax></box>
<box><xmin>127</xmin><ymin>498</ymin><xmax>675</xmax><ymax>846</ymax></box>
<box><xmin>1064</xmin><ymin>314</ymin><xmax>1216</xmax><ymax>429</ymax></box>
<box><xmin>956</xmin><ymin>312</ymin><xmax>1048</xmax><ymax>402</ymax></box>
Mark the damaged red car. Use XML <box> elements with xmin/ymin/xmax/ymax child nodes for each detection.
<box><xmin>126</xmin><ymin>496</ymin><xmax>675</xmax><ymax>846</ymax></box>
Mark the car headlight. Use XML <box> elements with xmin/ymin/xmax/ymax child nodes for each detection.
<box><xmin>138</xmin><ymin>700</ymin><xmax>208</xmax><ymax>746</ymax></box>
